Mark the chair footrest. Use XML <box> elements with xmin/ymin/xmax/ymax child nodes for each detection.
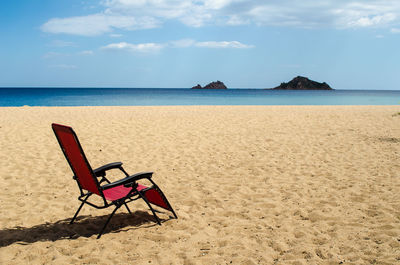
<box><xmin>142</xmin><ymin>187</ymin><xmax>171</xmax><ymax>211</ymax></box>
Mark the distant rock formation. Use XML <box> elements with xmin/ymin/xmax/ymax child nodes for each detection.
<box><xmin>273</xmin><ymin>76</ymin><xmax>332</xmax><ymax>90</ymax></box>
<box><xmin>192</xmin><ymin>84</ymin><xmax>202</xmax><ymax>89</ymax></box>
<box><xmin>192</xmin><ymin>81</ymin><xmax>227</xmax><ymax>89</ymax></box>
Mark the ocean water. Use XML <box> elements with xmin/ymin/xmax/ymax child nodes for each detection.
<box><xmin>0</xmin><ymin>88</ymin><xmax>399</xmax><ymax>106</ymax></box>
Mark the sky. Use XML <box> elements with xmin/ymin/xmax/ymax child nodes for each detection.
<box><xmin>0</xmin><ymin>0</ymin><xmax>400</xmax><ymax>89</ymax></box>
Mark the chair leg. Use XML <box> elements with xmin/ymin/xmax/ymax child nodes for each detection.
<box><xmin>97</xmin><ymin>204</ymin><xmax>121</xmax><ymax>239</ymax></box>
<box><xmin>170</xmin><ymin>207</ymin><xmax>178</xmax><ymax>219</ymax></box>
<box><xmin>70</xmin><ymin>201</ymin><xmax>85</xmax><ymax>224</ymax></box>
<box><xmin>137</xmin><ymin>190</ymin><xmax>161</xmax><ymax>225</ymax></box>
<box><xmin>124</xmin><ymin>203</ymin><xmax>132</xmax><ymax>214</ymax></box>
<box><xmin>70</xmin><ymin>194</ymin><xmax>91</xmax><ymax>224</ymax></box>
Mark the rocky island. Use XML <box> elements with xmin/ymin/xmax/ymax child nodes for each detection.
<box><xmin>272</xmin><ymin>76</ymin><xmax>332</xmax><ymax>90</ymax></box>
<box><xmin>192</xmin><ymin>81</ymin><xmax>227</xmax><ymax>89</ymax></box>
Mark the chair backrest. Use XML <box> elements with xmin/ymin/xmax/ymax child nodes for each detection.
<box><xmin>52</xmin><ymin>123</ymin><xmax>101</xmax><ymax>195</ymax></box>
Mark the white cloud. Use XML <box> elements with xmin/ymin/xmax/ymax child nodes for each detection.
<box><xmin>194</xmin><ymin>41</ymin><xmax>254</xmax><ymax>49</ymax></box>
<box><xmin>226</xmin><ymin>15</ymin><xmax>250</xmax><ymax>26</ymax></box>
<box><xmin>170</xmin><ymin>39</ymin><xmax>196</xmax><ymax>48</ymax></box>
<box><xmin>103</xmin><ymin>0</ymin><xmax>400</xmax><ymax>28</ymax></box>
<box><xmin>338</xmin><ymin>12</ymin><xmax>397</xmax><ymax>28</ymax></box>
<box><xmin>41</xmin><ymin>13</ymin><xmax>159</xmax><ymax>36</ymax></box>
<box><xmin>101</xmin><ymin>42</ymin><xmax>164</xmax><ymax>52</ymax></box>
<box><xmin>169</xmin><ymin>39</ymin><xmax>254</xmax><ymax>49</ymax></box>
<box><xmin>41</xmin><ymin>0</ymin><xmax>400</xmax><ymax>36</ymax></box>
<box><xmin>391</xmin><ymin>28</ymin><xmax>400</xmax><ymax>33</ymax></box>
<box><xmin>102</xmin><ymin>39</ymin><xmax>254</xmax><ymax>52</ymax></box>
<box><xmin>332</xmin><ymin>2</ymin><xmax>399</xmax><ymax>29</ymax></box>
<box><xmin>179</xmin><ymin>13</ymin><xmax>212</xmax><ymax>27</ymax></box>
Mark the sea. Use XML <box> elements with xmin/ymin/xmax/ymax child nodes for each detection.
<box><xmin>0</xmin><ymin>87</ymin><xmax>399</xmax><ymax>106</ymax></box>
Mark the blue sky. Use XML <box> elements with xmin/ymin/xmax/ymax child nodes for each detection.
<box><xmin>0</xmin><ymin>0</ymin><xmax>399</xmax><ymax>89</ymax></box>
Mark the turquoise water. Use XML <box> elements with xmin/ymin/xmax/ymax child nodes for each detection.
<box><xmin>0</xmin><ymin>88</ymin><xmax>399</xmax><ymax>106</ymax></box>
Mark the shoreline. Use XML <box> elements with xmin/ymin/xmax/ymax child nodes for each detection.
<box><xmin>1</xmin><ymin>104</ymin><xmax>399</xmax><ymax>108</ymax></box>
<box><xmin>1</xmin><ymin>105</ymin><xmax>399</xmax><ymax>264</ymax></box>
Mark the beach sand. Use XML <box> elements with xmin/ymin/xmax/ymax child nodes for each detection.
<box><xmin>0</xmin><ymin>106</ymin><xmax>399</xmax><ymax>264</ymax></box>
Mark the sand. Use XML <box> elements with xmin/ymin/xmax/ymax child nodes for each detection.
<box><xmin>0</xmin><ymin>106</ymin><xmax>399</xmax><ymax>264</ymax></box>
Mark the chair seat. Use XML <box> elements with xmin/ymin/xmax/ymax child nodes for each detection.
<box><xmin>103</xmin><ymin>184</ymin><xmax>148</xmax><ymax>201</ymax></box>
<box><xmin>103</xmin><ymin>183</ymin><xmax>170</xmax><ymax>210</ymax></box>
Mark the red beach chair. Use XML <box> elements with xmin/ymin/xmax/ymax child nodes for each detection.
<box><xmin>52</xmin><ymin>123</ymin><xmax>177</xmax><ymax>239</ymax></box>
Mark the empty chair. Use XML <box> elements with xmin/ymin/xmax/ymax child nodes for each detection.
<box><xmin>52</xmin><ymin>123</ymin><xmax>177</xmax><ymax>239</ymax></box>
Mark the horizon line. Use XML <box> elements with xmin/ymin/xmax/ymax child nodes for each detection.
<box><xmin>1</xmin><ymin>86</ymin><xmax>399</xmax><ymax>91</ymax></box>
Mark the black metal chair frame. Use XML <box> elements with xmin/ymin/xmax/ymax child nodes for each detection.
<box><xmin>52</xmin><ymin>124</ymin><xmax>177</xmax><ymax>239</ymax></box>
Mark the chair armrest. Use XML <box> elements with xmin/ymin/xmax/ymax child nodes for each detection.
<box><xmin>101</xmin><ymin>172</ymin><xmax>153</xmax><ymax>190</ymax></box>
<box><xmin>93</xmin><ymin>162</ymin><xmax>123</xmax><ymax>177</ymax></box>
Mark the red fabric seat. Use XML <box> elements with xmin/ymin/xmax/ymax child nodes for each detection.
<box><xmin>103</xmin><ymin>184</ymin><xmax>147</xmax><ymax>201</ymax></box>
<box><xmin>103</xmin><ymin>184</ymin><xmax>169</xmax><ymax>209</ymax></box>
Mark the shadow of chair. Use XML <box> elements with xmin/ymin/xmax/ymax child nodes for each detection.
<box><xmin>0</xmin><ymin>211</ymin><xmax>171</xmax><ymax>247</ymax></box>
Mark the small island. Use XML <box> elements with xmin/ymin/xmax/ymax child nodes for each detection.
<box><xmin>272</xmin><ymin>76</ymin><xmax>332</xmax><ymax>90</ymax></box>
<box><xmin>192</xmin><ymin>81</ymin><xmax>227</xmax><ymax>89</ymax></box>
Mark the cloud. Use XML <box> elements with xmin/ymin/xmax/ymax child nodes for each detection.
<box><xmin>102</xmin><ymin>39</ymin><xmax>254</xmax><ymax>53</ymax></box>
<box><xmin>391</xmin><ymin>28</ymin><xmax>400</xmax><ymax>33</ymax></box>
<box><xmin>41</xmin><ymin>0</ymin><xmax>400</xmax><ymax>36</ymax></box>
<box><xmin>170</xmin><ymin>39</ymin><xmax>253</xmax><ymax>48</ymax></box>
<box><xmin>41</xmin><ymin>13</ymin><xmax>159</xmax><ymax>36</ymax></box>
<box><xmin>78</xmin><ymin>50</ymin><xmax>94</xmax><ymax>55</ymax></box>
<box><xmin>335</xmin><ymin>11</ymin><xmax>397</xmax><ymax>28</ymax></box>
<box><xmin>246</xmin><ymin>1</ymin><xmax>400</xmax><ymax>29</ymax></box>
<box><xmin>226</xmin><ymin>15</ymin><xmax>250</xmax><ymax>26</ymax></box>
<box><xmin>102</xmin><ymin>0</ymin><xmax>400</xmax><ymax>28</ymax></box>
<box><xmin>101</xmin><ymin>42</ymin><xmax>164</xmax><ymax>53</ymax></box>
<box><xmin>109</xmin><ymin>33</ymin><xmax>123</xmax><ymax>37</ymax></box>
<box><xmin>194</xmin><ymin>41</ymin><xmax>254</xmax><ymax>48</ymax></box>
<box><xmin>170</xmin><ymin>39</ymin><xmax>196</xmax><ymax>48</ymax></box>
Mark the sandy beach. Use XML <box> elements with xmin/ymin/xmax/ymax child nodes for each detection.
<box><xmin>0</xmin><ymin>106</ymin><xmax>399</xmax><ymax>264</ymax></box>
